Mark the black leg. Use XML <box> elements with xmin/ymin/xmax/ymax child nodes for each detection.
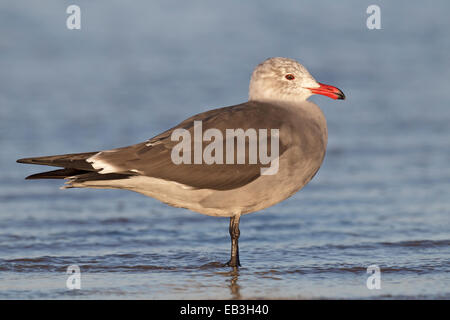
<box><xmin>225</xmin><ymin>214</ymin><xmax>241</xmax><ymax>268</ymax></box>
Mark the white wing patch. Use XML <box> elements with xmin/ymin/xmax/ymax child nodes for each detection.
<box><xmin>145</xmin><ymin>140</ymin><xmax>162</xmax><ymax>147</ymax></box>
<box><xmin>86</xmin><ymin>151</ymin><xmax>120</xmax><ymax>174</ymax></box>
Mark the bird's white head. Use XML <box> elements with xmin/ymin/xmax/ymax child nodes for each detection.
<box><xmin>248</xmin><ymin>57</ymin><xmax>345</xmax><ymax>103</ymax></box>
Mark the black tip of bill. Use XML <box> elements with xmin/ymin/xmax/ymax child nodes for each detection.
<box><xmin>336</xmin><ymin>90</ymin><xmax>346</xmax><ymax>100</ymax></box>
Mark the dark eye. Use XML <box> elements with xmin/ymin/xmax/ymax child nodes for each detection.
<box><xmin>285</xmin><ymin>74</ymin><xmax>295</xmax><ymax>80</ymax></box>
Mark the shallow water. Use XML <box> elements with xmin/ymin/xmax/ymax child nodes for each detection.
<box><xmin>0</xmin><ymin>1</ymin><xmax>449</xmax><ymax>299</ymax></box>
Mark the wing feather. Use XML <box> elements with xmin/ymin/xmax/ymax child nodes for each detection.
<box><xmin>89</xmin><ymin>102</ymin><xmax>292</xmax><ymax>190</ymax></box>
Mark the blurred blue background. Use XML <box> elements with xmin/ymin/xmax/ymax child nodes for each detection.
<box><xmin>0</xmin><ymin>1</ymin><xmax>449</xmax><ymax>299</ymax></box>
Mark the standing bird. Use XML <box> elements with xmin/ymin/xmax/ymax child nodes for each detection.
<box><xmin>17</xmin><ymin>57</ymin><xmax>345</xmax><ymax>267</ymax></box>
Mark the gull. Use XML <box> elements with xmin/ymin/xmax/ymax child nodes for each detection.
<box><xmin>17</xmin><ymin>57</ymin><xmax>345</xmax><ymax>267</ymax></box>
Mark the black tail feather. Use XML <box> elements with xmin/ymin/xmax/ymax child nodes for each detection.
<box><xmin>25</xmin><ymin>168</ymin><xmax>91</xmax><ymax>180</ymax></box>
<box><xmin>17</xmin><ymin>151</ymin><xmax>98</xmax><ymax>170</ymax></box>
<box><xmin>18</xmin><ymin>152</ymin><xmax>134</xmax><ymax>183</ymax></box>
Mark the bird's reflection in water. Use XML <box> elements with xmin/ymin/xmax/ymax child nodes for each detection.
<box><xmin>214</xmin><ymin>267</ymin><xmax>241</xmax><ymax>299</ymax></box>
<box><xmin>228</xmin><ymin>267</ymin><xmax>241</xmax><ymax>299</ymax></box>
<box><xmin>199</xmin><ymin>262</ymin><xmax>242</xmax><ymax>299</ymax></box>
